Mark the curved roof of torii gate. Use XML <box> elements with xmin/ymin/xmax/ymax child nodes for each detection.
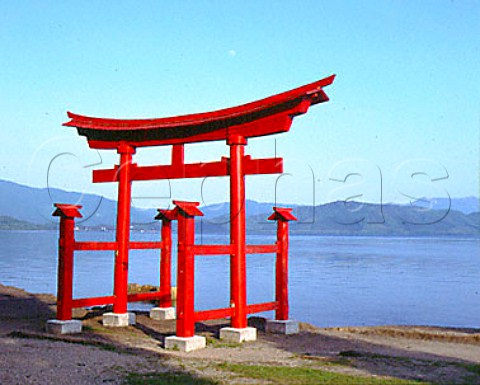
<box><xmin>64</xmin><ymin>74</ymin><xmax>335</xmax><ymax>149</ymax></box>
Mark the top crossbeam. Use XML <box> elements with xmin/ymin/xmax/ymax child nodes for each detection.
<box><xmin>63</xmin><ymin>75</ymin><xmax>335</xmax><ymax>149</ymax></box>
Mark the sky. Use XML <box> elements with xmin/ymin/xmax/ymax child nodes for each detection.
<box><xmin>0</xmin><ymin>1</ymin><xmax>479</xmax><ymax>209</ymax></box>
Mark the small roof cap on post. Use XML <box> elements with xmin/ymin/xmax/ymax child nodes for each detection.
<box><xmin>52</xmin><ymin>204</ymin><xmax>83</xmax><ymax>218</ymax></box>
<box><xmin>268</xmin><ymin>207</ymin><xmax>297</xmax><ymax>222</ymax></box>
<box><xmin>172</xmin><ymin>200</ymin><xmax>204</xmax><ymax>218</ymax></box>
<box><xmin>154</xmin><ymin>208</ymin><xmax>177</xmax><ymax>221</ymax></box>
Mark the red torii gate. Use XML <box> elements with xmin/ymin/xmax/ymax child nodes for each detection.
<box><xmin>47</xmin><ymin>75</ymin><xmax>335</xmax><ymax>350</ymax></box>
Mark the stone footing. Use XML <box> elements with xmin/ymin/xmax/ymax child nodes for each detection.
<box><xmin>150</xmin><ymin>307</ymin><xmax>176</xmax><ymax>320</ymax></box>
<box><xmin>265</xmin><ymin>319</ymin><xmax>299</xmax><ymax>335</ymax></box>
<box><xmin>164</xmin><ymin>335</ymin><xmax>206</xmax><ymax>352</ymax></box>
<box><xmin>46</xmin><ymin>319</ymin><xmax>82</xmax><ymax>334</ymax></box>
<box><xmin>219</xmin><ymin>327</ymin><xmax>257</xmax><ymax>343</ymax></box>
<box><xmin>102</xmin><ymin>312</ymin><xmax>136</xmax><ymax>327</ymax></box>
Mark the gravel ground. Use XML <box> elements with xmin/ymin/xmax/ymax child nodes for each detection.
<box><xmin>1</xmin><ymin>283</ymin><xmax>480</xmax><ymax>385</ymax></box>
<box><xmin>0</xmin><ymin>336</ymin><xmax>149</xmax><ymax>385</ymax></box>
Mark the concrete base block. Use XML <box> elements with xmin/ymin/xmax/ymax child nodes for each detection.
<box><xmin>219</xmin><ymin>327</ymin><xmax>257</xmax><ymax>343</ymax></box>
<box><xmin>102</xmin><ymin>312</ymin><xmax>136</xmax><ymax>327</ymax></box>
<box><xmin>266</xmin><ymin>319</ymin><xmax>299</xmax><ymax>335</ymax></box>
<box><xmin>150</xmin><ymin>307</ymin><xmax>176</xmax><ymax>320</ymax></box>
<box><xmin>46</xmin><ymin>319</ymin><xmax>82</xmax><ymax>334</ymax></box>
<box><xmin>164</xmin><ymin>335</ymin><xmax>206</xmax><ymax>352</ymax></box>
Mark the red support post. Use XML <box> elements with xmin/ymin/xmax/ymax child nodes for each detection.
<box><xmin>113</xmin><ymin>143</ymin><xmax>135</xmax><ymax>314</ymax></box>
<box><xmin>228</xmin><ymin>134</ymin><xmax>248</xmax><ymax>329</ymax></box>
<box><xmin>52</xmin><ymin>204</ymin><xmax>82</xmax><ymax>321</ymax></box>
<box><xmin>268</xmin><ymin>207</ymin><xmax>297</xmax><ymax>321</ymax></box>
<box><xmin>160</xmin><ymin>219</ymin><xmax>172</xmax><ymax>307</ymax></box>
<box><xmin>172</xmin><ymin>144</ymin><xmax>184</xmax><ymax>166</ymax></box>
<box><xmin>173</xmin><ymin>201</ymin><xmax>203</xmax><ymax>338</ymax></box>
<box><xmin>155</xmin><ymin>209</ymin><xmax>177</xmax><ymax>308</ymax></box>
<box><xmin>276</xmin><ymin>220</ymin><xmax>289</xmax><ymax>320</ymax></box>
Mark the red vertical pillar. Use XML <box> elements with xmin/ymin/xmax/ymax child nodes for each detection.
<box><xmin>160</xmin><ymin>219</ymin><xmax>172</xmax><ymax>307</ymax></box>
<box><xmin>113</xmin><ymin>143</ymin><xmax>135</xmax><ymax>314</ymax></box>
<box><xmin>268</xmin><ymin>207</ymin><xmax>297</xmax><ymax>321</ymax></box>
<box><xmin>228</xmin><ymin>134</ymin><xmax>247</xmax><ymax>329</ymax></box>
<box><xmin>155</xmin><ymin>208</ymin><xmax>177</xmax><ymax>308</ymax></box>
<box><xmin>52</xmin><ymin>204</ymin><xmax>82</xmax><ymax>321</ymax></box>
<box><xmin>156</xmin><ymin>209</ymin><xmax>177</xmax><ymax>307</ymax></box>
<box><xmin>172</xmin><ymin>144</ymin><xmax>184</xmax><ymax>166</ymax></box>
<box><xmin>276</xmin><ymin>220</ymin><xmax>289</xmax><ymax>320</ymax></box>
<box><xmin>173</xmin><ymin>201</ymin><xmax>203</xmax><ymax>338</ymax></box>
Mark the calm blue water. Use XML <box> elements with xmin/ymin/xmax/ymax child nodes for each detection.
<box><xmin>0</xmin><ymin>230</ymin><xmax>478</xmax><ymax>328</ymax></box>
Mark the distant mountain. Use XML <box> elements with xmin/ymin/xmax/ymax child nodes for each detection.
<box><xmin>406</xmin><ymin>196</ymin><xmax>479</xmax><ymax>215</ymax></box>
<box><xmin>0</xmin><ymin>179</ymin><xmax>293</xmax><ymax>228</ymax></box>
<box><xmin>199</xmin><ymin>201</ymin><xmax>480</xmax><ymax>237</ymax></box>
<box><xmin>0</xmin><ymin>179</ymin><xmax>156</xmax><ymax>227</ymax></box>
<box><xmin>0</xmin><ymin>179</ymin><xmax>478</xmax><ymax>237</ymax></box>
<box><xmin>199</xmin><ymin>199</ymin><xmax>297</xmax><ymax>224</ymax></box>
<box><xmin>201</xmin><ymin>197</ymin><xmax>480</xmax><ymax>221</ymax></box>
<box><xmin>0</xmin><ymin>216</ymin><xmax>55</xmax><ymax>230</ymax></box>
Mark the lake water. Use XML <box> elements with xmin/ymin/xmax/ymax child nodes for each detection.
<box><xmin>0</xmin><ymin>230</ymin><xmax>478</xmax><ymax>328</ymax></box>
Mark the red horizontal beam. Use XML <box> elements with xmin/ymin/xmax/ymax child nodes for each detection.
<box><xmin>194</xmin><ymin>307</ymin><xmax>233</xmax><ymax>322</ymax></box>
<box><xmin>135</xmin><ymin>159</ymin><xmax>227</xmax><ymax>181</ymax></box>
<box><xmin>75</xmin><ymin>243</ymin><xmax>277</xmax><ymax>254</ymax></box>
<box><xmin>74</xmin><ymin>241</ymin><xmax>163</xmax><ymax>251</ymax></box>
<box><xmin>245</xmin><ymin>244</ymin><xmax>278</xmax><ymax>254</ymax></box>
<box><xmin>193</xmin><ymin>302</ymin><xmax>277</xmax><ymax>322</ymax></box>
<box><xmin>194</xmin><ymin>244</ymin><xmax>233</xmax><ymax>255</ymax></box>
<box><xmin>72</xmin><ymin>292</ymin><xmax>171</xmax><ymax>308</ymax></box>
<box><xmin>127</xmin><ymin>291</ymin><xmax>168</xmax><ymax>302</ymax></box>
<box><xmin>244</xmin><ymin>156</ymin><xmax>283</xmax><ymax>176</ymax></box>
<box><xmin>246</xmin><ymin>301</ymin><xmax>277</xmax><ymax>314</ymax></box>
<box><xmin>193</xmin><ymin>244</ymin><xmax>277</xmax><ymax>256</ymax></box>
<box><xmin>72</xmin><ymin>295</ymin><xmax>115</xmax><ymax>308</ymax></box>
<box><xmin>74</xmin><ymin>241</ymin><xmax>117</xmax><ymax>251</ymax></box>
<box><xmin>93</xmin><ymin>156</ymin><xmax>283</xmax><ymax>183</ymax></box>
<box><xmin>129</xmin><ymin>241</ymin><xmax>163</xmax><ymax>250</ymax></box>
<box><xmin>74</xmin><ymin>241</ymin><xmax>276</xmax><ymax>254</ymax></box>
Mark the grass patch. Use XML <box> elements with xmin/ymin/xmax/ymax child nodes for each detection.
<box><xmin>457</xmin><ymin>363</ymin><xmax>480</xmax><ymax>384</ymax></box>
<box><xmin>462</xmin><ymin>363</ymin><xmax>480</xmax><ymax>376</ymax></box>
<box><xmin>339</xmin><ymin>351</ymin><xmax>480</xmax><ymax>377</ymax></box>
<box><xmin>298</xmin><ymin>353</ymin><xmax>352</xmax><ymax>367</ymax></box>
<box><xmin>124</xmin><ymin>371</ymin><xmax>220</xmax><ymax>385</ymax></box>
<box><xmin>205</xmin><ymin>336</ymin><xmax>242</xmax><ymax>349</ymax></box>
<box><xmin>217</xmin><ymin>363</ymin><xmax>431</xmax><ymax>385</ymax></box>
<box><xmin>81</xmin><ymin>323</ymin><xmax>118</xmax><ymax>335</ymax></box>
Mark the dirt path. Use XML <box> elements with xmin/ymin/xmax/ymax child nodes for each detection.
<box><xmin>1</xmin><ymin>284</ymin><xmax>480</xmax><ymax>384</ymax></box>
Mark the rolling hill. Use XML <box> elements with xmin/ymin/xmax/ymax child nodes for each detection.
<box><xmin>0</xmin><ymin>179</ymin><xmax>478</xmax><ymax>237</ymax></box>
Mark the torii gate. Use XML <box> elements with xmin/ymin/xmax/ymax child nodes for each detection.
<box><xmin>46</xmin><ymin>75</ymin><xmax>335</xmax><ymax>351</ymax></box>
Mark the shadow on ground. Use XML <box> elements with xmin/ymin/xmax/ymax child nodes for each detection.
<box><xmin>0</xmin><ymin>284</ymin><xmax>217</xmax><ymax>385</ymax></box>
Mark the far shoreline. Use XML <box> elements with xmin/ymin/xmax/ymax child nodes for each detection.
<box><xmin>1</xmin><ymin>228</ymin><xmax>479</xmax><ymax>240</ymax></box>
